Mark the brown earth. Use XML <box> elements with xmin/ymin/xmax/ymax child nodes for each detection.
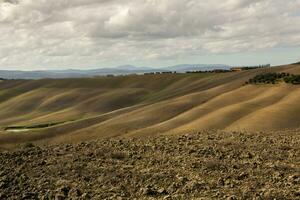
<box><xmin>0</xmin><ymin>64</ymin><xmax>300</xmax><ymax>149</ymax></box>
<box><xmin>0</xmin><ymin>130</ymin><xmax>299</xmax><ymax>199</ymax></box>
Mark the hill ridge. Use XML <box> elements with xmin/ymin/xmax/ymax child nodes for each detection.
<box><xmin>0</xmin><ymin>63</ymin><xmax>300</xmax><ymax>148</ymax></box>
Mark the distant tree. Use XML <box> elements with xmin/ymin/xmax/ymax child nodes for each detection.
<box><xmin>247</xmin><ymin>72</ymin><xmax>300</xmax><ymax>85</ymax></box>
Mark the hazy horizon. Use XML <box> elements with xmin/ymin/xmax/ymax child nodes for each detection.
<box><xmin>0</xmin><ymin>0</ymin><xmax>299</xmax><ymax>70</ymax></box>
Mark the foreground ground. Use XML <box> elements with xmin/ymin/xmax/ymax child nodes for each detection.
<box><xmin>0</xmin><ymin>130</ymin><xmax>299</xmax><ymax>199</ymax></box>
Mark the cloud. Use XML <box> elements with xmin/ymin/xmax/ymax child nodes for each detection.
<box><xmin>0</xmin><ymin>0</ymin><xmax>299</xmax><ymax>69</ymax></box>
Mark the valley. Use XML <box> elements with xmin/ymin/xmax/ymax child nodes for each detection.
<box><xmin>0</xmin><ymin>63</ymin><xmax>300</xmax><ymax>149</ymax></box>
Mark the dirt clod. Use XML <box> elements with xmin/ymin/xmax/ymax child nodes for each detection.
<box><xmin>0</xmin><ymin>130</ymin><xmax>299</xmax><ymax>199</ymax></box>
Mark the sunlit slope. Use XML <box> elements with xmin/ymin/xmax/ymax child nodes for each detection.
<box><xmin>0</xmin><ymin>63</ymin><xmax>300</xmax><ymax>147</ymax></box>
<box><xmin>0</xmin><ymin>74</ymin><xmax>216</xmax><ymax>126</ymax></box>
<box><xmin>127</xmin><ymin>84</ymin><xmax>295</xmax><ymax>136</ymax></box>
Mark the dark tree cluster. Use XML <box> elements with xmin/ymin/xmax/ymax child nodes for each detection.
<box><xmin>242</xmin><ymin>64</ymin><xmax>271</xmax><ymax>70</ymax></box>
<box><xmin>292</xmin><ymin>61</ymin><xmax>300</xmax><ymax>65</ymax></box>
<box><xmin>186</xmin><ymin>69</ymin><xmax>231</xmax><ymax>74</ymax></box>
<box><xmin>283</xmin><ymin>75</ymin><xmax>300</xmax><ymax>84</ymax></box>
<box><xmin>162</xmin><ymin>71</ymin><xmax>176</xmax><ymax>74</ymax></box>
<box><xmin>186</xmin><ymin>71</ymin><xmax>206</xmax><ymax>73</ymax></box>
<box><xmin>144</xmin><ymin>71</ymin><xmax>177</xmax><ymax>75</ymax></box>
<box><xmin>246</xmin><ymin>73</ymin><xmax>300</xmax><ymax>85</ymax></box>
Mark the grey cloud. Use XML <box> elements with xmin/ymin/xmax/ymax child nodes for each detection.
<box><xmin>0</xmin><ymin>0</ymin><xmax>299</xmax><ymax>69</ymax></box>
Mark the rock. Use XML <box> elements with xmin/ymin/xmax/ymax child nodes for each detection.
<box><xmin>22</xmin><ymin>192</ymin><xmax>38</xmax><ymax>200</ymax></box>
<box><xmin>60</xmin><ymin>185</ymin><xmax>70</xmax><ymax>196</ymax></box>
<box><xmin>0</xmin><ymin>176</ymin><xmax>8</xmax><ymax>189</ymax></box>
<box><xmin>288</xmin><ymin>174</ymin><xmax>299</xmax><ymax>184</ymax></box>
<box><xmin>217</xmin><ymin>178</ymin><xmax>225</xmax><ymax>186</ymax></box>
<box><xmin>294</xmin><ymin>189</ymin><xmax>300</xmax><ymax>196</ymax></box>
<box><xmin>38</xmin><ymin>160</ymin><xmax>47</xmax><ymax>166</ymax></box>
<box><xmin>226</xmin><ymin>195</ymin><xmax>238</xmax><ymax>200</ymax></box>
<box><xmin>54</xmin><ymin>194</ymin><xmax>66</xmax><ymax>200</ymax></box>
<box><xmin>237</xmin><ymin>172</ymin><xmax>248</xmax><ymax>180</ymax></box>
<box><xmin>81</xmin><ymin>192</ymin><xmax>91</xmax><ymax>199</ymax></box>
<box><xmin>41</xmin><ymin>191</ymin><xmax>54</xmax><ymax>200</ymax></box>
<box><xmin>183</xmin><ymin>181</ymin><xmax>204</xmax><ymax>192</ymax></box>
<box><xmin>157</xmin><ymin>187</ymin><xmax>168</xmax><ymax>195</ymax></box>
<box><xmin>69</xmin><ymin>188</ymin><xmax>82</xmax><ymax>198</ymax></box>
<box><xmin>0</xmin><ymin>193</ymin><xmax>7</xmax><ymax>199</ymax></box>
<box><xmin>141</xmin><ymin>186</ymin><xmax>157</xmax><ymax>196</ymax></box>
<box><xmin>163</xmin><ymin>195</ymin><xmax>172</xmax><ymax>200</ymax></box>
<box><xmin>176</xmin><ymin>175</ymin><xmax>188</xmax><ymax>184</ymax></box>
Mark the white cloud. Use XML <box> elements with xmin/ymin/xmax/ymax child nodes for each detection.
<box><xmin>0</xmin><ymin>0</ymin><xmax>299</xmax><ymax>69</ymax></box>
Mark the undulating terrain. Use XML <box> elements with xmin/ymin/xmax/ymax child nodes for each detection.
<box><xmin>0</xmin><ymin>63</ymin><xmax>300</xmax><ymax>149</ymax></box>
<box><xmin>1</xmin><ymin>64</ymin><xmax>300</xmax><ymax>199</ymax></box>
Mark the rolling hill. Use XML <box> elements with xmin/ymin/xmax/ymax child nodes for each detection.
<box><xmin>0</xmin><ymin>63</ymin><xmax>300</xmax><ymax>149</ymax></box>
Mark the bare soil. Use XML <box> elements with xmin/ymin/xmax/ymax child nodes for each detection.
<box><xmin>0</xmin><ymin>130</ymin><xmax>299</xmax><ymax>199</ymax></box>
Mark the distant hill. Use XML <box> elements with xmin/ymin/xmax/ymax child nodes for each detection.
<box><xmin>1</xmin><ymin>63</ymin><xmax>300</xmax><ymax>150</ymax></box>
<box><xmin>0</xmin><ymin>64</ymin><xmax>230</xmax><ymax>79</ymax></box>
<box><xmin>292</xmin><ymin>61</ymin><xmax>300</xmax><ymax>65</ymax></box>
<box><xmin>115</xmin><ymin>65</ymin><xmax>153</xmax><ymax>71</ymax></box>
<box><xmin>162</xmin><ymin>64</ymin><xmax>231</xmax><ymax>72</ymax></box>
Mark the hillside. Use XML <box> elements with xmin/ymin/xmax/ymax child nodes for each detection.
<box><xmin>0</xmin><ymin>64</ymin><xmax>300</xmax><ymax>149</ymax></box>
<box><xmin>1</xmin><ymin>130</ymin><xmax>299</xmax><ymax>199</ymax></box>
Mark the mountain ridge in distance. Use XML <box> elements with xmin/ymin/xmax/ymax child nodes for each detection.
<box><xmin>0</xmin><ymin>64</ymin><xmax>230</xmax><ymax>79</ymax></box>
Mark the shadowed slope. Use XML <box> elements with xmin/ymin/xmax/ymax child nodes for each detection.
<box><xmin>0</xmin><ymin>64</ymin><xmax>300</xmax><ymax>148</ymax></box>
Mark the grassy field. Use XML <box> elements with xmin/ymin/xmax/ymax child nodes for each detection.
<box><xmin>0</xmin><ymin>63</ymin><xmax>300</xmax><ymax>149</ymax></box>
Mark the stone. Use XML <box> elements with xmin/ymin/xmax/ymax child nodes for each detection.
<box><xmin>55</xmin><ymin>194</ymin><xmax>66</xmax><ymax>200</ymax></box>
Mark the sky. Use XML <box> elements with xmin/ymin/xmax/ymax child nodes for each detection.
<box><xmin>0</xmin><ymin>0</ymin><xmax>300</xmax><ymax>70</ymax></box>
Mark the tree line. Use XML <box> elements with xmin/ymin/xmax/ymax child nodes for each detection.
<box><xmin>246</xmin><ymin>73</ymin><xmax>300</xmax><ymax>85</ymax></box>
